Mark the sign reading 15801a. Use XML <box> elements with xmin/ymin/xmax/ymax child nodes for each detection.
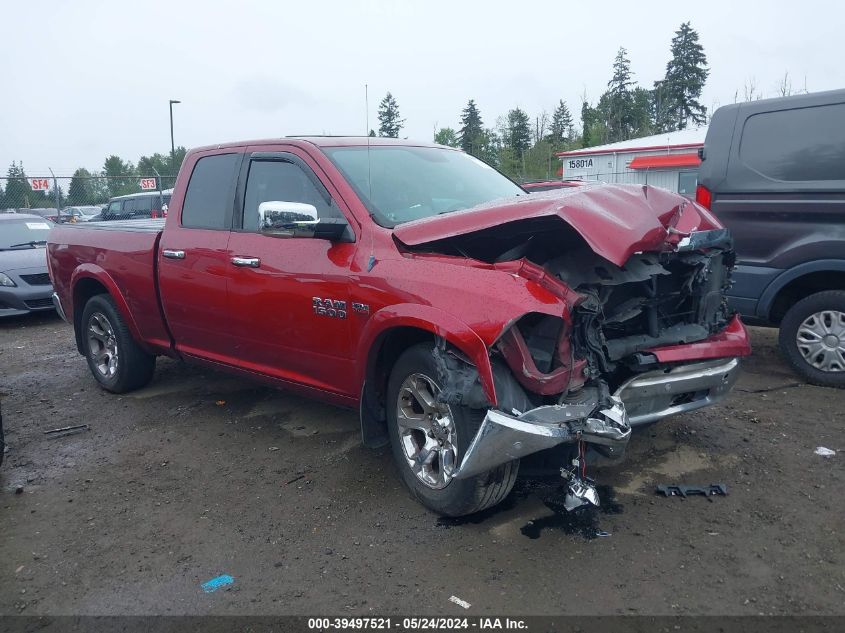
<box><xmin>567</xmin><ymin>158</ymin><xmax>594</xmax><ymax>170</ymax></box>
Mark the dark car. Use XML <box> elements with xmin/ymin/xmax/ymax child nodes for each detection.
<box><xmin>697</xmin><ymin>88</ymin><xmax>845</xmax><ymax>387</ymax></box>
<box><xmin>0</xmin><ymin>214</ymin><xmax>55</xmax><ymax>316</ymax></box>
<box><xmin>102</xmin><ymin>190</ymin><xmax>172</xmax><ymax>221</ymax></box>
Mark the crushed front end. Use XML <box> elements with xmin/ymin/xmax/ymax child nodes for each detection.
<box><xmin>433</xmin><ymin>228</ymin><xmax>749</xmax><ymax>511</ymax></box>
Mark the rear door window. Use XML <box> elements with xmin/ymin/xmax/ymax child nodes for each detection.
<box><xmin>740</xmin><ymin>103</ymin><xmax>845</xmax><ymax>182</ymax></box>
<box><xmin>181</xmin><ymin>154</ymin><xmax>240</xmax><ymax>229</ymax></box>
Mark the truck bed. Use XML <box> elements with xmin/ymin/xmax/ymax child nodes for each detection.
<box><xmin>48</xmin><ymin>221</ymin><xmax>172</xmax><ymax>354</ymax></box>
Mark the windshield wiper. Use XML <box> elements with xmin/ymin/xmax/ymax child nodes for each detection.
<box><xmin>6</xmin><ymin>240</ymin><xmax>48</xmax><ymax>249</ymax></box>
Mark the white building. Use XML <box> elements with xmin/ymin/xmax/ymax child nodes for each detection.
<box><xmin>556</xmin><ymin>127</ymin><xmax>706</xmax><ymax>197</ymax></box>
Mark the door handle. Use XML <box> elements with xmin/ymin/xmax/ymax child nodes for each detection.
<box><xmin>162</xmin><ymin>249</ymin><xmax>185</xmax><ymax>259</ymax></box>
<box><xmin>231</xmin><ymin>256</ymin><xmax>261</xmax><ymax>268</ymax></box>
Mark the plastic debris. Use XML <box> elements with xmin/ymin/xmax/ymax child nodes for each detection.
<box><xmin>449</xmin><ymin>595</ymin><xmax>471</xmax><ymax>609</ymax></box>
<box><xmin>43</xmin><ymin>424</ymin><xmax>89</xmax><ymax>438</ymax></box>
<box><xmin>201</xmin><ymin>574</ymin><xmax>234</xmax><ymax>593</ymax></box>
<box><xmin>215</xmin><ymin>400</ymin><xmax>226</xmax><ymax>406</ymax></box>
<box><xmin>656</xmin><ymin>484</ymin><xmax>727</xmax><ymax>497</ymax></box>
<box><xmin>814</xmin><ymin>447</ymin><xmax>836</xmax><ymax>458</ymax></box>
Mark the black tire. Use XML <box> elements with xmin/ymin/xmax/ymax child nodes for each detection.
<box><xmin>778</xmin><ymin>290</ymin><xmax>845</xmax><ymax>389</ymax></box>
<box><xmin>80</xmin><ymin>294</ymin><xmax>156</xmax><ymax>393</ymax></box>
<box><xmin>386</xmin><ymin>343</ymin><xmax>518</xmax><ymax>516</ymax></box>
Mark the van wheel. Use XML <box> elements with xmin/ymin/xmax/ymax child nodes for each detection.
<box><xmin>81</xmin><ymin>294</ymin><xmax>156</xmax><ymax>393</ymax></box>
<box><xmin>386</xmin><ymin>343</ymin><xmax>518</xmax><ymax>517</ymax></box>
<box><xmin>779</xmin><ymin>290</ymin><xmax>845</xmax><ymax>388</ymax></box>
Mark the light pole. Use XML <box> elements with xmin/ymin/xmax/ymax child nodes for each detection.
<box><xmin>169</xmin><ymin>100</ymin><xmax>181</xmax><ymax>161</ymax></box>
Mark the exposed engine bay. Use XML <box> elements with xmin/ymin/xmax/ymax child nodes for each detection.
<box><xmin>412</xmin><ymin>214</ymin><xmax>738</xmax><ymax>512</ymax></box>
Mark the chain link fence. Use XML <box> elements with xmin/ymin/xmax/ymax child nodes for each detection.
<box><xmin>0</xmin><ymin>175</ymin><xmax>177</xmax><ymax>222</ymax></box>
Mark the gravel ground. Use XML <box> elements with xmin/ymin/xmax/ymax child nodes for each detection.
<box><xmin>1</xmin><ymin>312</ymin><xmax>843</xmax><ymax>616</ymax></box>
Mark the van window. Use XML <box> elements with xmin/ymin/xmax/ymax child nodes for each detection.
<box><xmin>740</xmin><ymin>103</ymin><xmax>845</xmax><ymax>181</ymax></box>
<box><xmin>182</xmin><ymin>154</ymin><xmax>240</xmax><ymax>229</ymax></box>
<box><xmin>134</xmin><ymin>196</ymin><xmax>153</xmax><ymax>214</ymax></box>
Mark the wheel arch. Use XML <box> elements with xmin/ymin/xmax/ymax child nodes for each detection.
<box><xmin>356</xmin><ymin>305</ymin><xmax>496</xmax><ymax>448</ymax></box>
<box><xmin>70</xmin><ymin>266</ymin><xmax>148</xmax><ymax>355</ymax></box>
<box><xmin>759</xmin><ymin>260</ymin><xmax>845</xmax><ymax>324</ymax></box>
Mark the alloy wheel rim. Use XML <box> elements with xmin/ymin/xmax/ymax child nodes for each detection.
<box><xmin>87</xmin><ymin>312</ymin><xmax>119</xmax><ymax>378</ymax></box>
<box><xmin>396</xmin><ymin>372</ymin><xmax>458</xmax><ymax>490</ymax></box>
<box><xmin>796</xmin><ymin>310</ymin><xmax>845</xmax><ymax>372</ymax></box>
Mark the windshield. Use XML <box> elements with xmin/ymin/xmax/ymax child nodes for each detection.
<box><xmin>323</xmin><ymin>146</ymin><xmax>525</xmax><ymax>227</ymax></box>
<box><xmin>0</xmin><ymin>219</ymin><xmax>52</xmax><ymax>249</ymax></box>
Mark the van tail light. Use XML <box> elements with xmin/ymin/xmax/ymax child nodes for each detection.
<box><xmin>151</xmin><ymin>210</ymin><xmax>159</xmax><ymax>219</ymax></box>
<box><xmin>695</xmin><ymin>184</ymin><xmax>712</xmax><ymax>210</ymax></box>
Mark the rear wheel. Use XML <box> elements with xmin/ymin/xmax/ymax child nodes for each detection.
<box><xmin>386</xmin><ymin>343</ymin><xmax>518</xmax><ymax>516</ymax></box>
<box><xmin>779</xmin><ymin>290</ymin><xmax>845</xmax><ymax>388</ymax></box>
<box><xmin>81</xmin><ymin>294</ymin><xmax>155</xmax><ymax>393</ymax></box>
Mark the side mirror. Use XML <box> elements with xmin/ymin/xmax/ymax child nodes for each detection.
<box><xmin>258</xmin><ymin>200</ymin><xmax>349</xmax><ymax>241</ymax></box>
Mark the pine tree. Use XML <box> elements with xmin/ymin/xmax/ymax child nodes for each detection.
<box><xmin>67</xmin><ymin>168</ymin><xmax>93</xmax><ymax>205</ymax></box>
<box><xmin>650</xmin><ymin>80</ymin><xmax>674</xmax><ymax>133</ymax></box>
<box><xmin>550</xmin><ymin>100</ymin><xmax>574</xmax><ymax>145</ymax></box>
<box><xmin>505</xmin><ymin>108</ymin><xmax>531</xmax><ymax>154</ymax></box>
<box><xmin>4</xmin><ymin>162</ymin><xmax>38</xmax><ymax>208</ymax></box>
<box><xmin>608</xmin><ymin>47</ymin><xmax>635</xmax><ymax>97</ymax></box>
<box><xmin>662</xmin><ymin>22</ymin><xmax>709</xmax><ymax>129</ymax></box>
<box><xmin>377</xmin><ymin>92</ymin><xmax>404</xmax><ymax>138</ymax></box>
<box><xmin>368</xmin><ymin>129</ymin><xmax>376</xmax><ymax>137</ymax></box>
<box><xmin>604</xmin><ymin>47</ymin><xmax>636</xmax><ymax>142</ymax></box>
<box><xmin>458</xmin><ymin>100</ymin><xmax>484</xmax><ymax>155</ymax></box>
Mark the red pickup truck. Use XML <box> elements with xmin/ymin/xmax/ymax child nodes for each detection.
<box><xmin>48</xmin><ymin>137</ymin><xmax>750</xmax><ymax>516</ymax></box>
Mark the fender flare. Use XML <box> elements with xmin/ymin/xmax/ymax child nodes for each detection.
<box><xmin>356</xmin><ymin>303</ymin><xmax>498</xmax><ymax>406</ymax></box>
<box><xmin>757</xmin><ymin>258</ymin><xmax>845</xmax><ymax>320</ymax></box>
<box><xmin>70</xmin><ymin>264</ymin><xmax>151</xmax><ymax>354</ymax></box>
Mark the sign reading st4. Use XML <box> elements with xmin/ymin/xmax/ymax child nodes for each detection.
<box><xmin>30</xmin><ymin>178</ymin><xmax>50</xmax><ymax>191</ymax></box>
<box><xmin>139</xmin><ymin>178</ymin><xmax>157</xmax><ymax>191</ymax></box>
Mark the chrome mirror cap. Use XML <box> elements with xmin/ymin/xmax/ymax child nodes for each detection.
<box><xmin>258</xmin><ymin>201</ymin><xmax>319</xmax><ymax>237</ymax></box>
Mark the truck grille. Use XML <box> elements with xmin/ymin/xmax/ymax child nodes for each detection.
<box><xmin>597</xmin><ymin>251</ymin><xmax>731</xmax><ymax>361</ymax></box>
<box><xmin>20</xmin><ymin>273</ymin><xmax>52</xmax><ymax>286</ymax></box>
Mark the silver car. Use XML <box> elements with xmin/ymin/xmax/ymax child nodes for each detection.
<box><xmin>0</xmin><ymin>214</ymin><xmax>55</xmax><ymax>317</ymax></box>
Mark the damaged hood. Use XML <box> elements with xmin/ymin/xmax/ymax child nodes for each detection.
<box><xmin>393</xmin><ymin>184</ymin><xmax>722</xmax><ymax>267</ymax></box>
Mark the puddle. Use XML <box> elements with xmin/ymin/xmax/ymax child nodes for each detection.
<box><xmin>437</xmin><ymin>477</ymin><xmax>622</xmax><ymax>541</ymax></box>
<box><xmin>520</xmin><ymin>484</ymin><xmax>622</xmax><ymax>540</ymax></box>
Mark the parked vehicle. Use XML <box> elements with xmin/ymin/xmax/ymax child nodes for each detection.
<box><xmin>698</xmin><ymin>88</ymin><xmax>845</xmax><ymax>387</ymax></box>
<box><xmin>60</xmin><ymin>206</ymin><xmax>103</xmax><ymax>222</ymax></box>
<box><xmin>23</xmin><ymin>208</ymin><xmax>59</xmax><ymax>221</ymax></box>
<box><xmin>521</xmin><ymin>179</ymin><xmax>585</xmax><ymax>192</ymax></box>
<box><xmin>101</xmin><ymin>190</ymin><xmax>172</xmax><ymax>221</ymax></box>
<box><xmin>0</xmin><ymin>214</ymin><xmax>55</xmax><ymax>316</ymax></box>
<box><xmin>48</xmin><ymin>137</ymin><xmax>750</xmax><ymax>516</ymax></box>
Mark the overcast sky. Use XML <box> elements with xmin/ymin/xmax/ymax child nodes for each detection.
<box><xmin>1</xmin><ymin>0</ymin><xmax>841</xmax><ymax>177</ymax></box>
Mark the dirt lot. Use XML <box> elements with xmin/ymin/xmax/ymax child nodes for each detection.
<box><xmin>1</xmin><ymin>313</ymin><xmax>843</xmax><ymax>616</ymax></box>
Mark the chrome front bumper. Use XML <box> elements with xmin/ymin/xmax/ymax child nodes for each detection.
<box><xmin>613</xmin><ymin>357</ymin><xmax>741</xmax><ymax>426</ymax></box>
<box><xmin>453</xmin><ymin>397</ymin><xmax>631</xmax><ymax>480</ymax></box>
<box><xmin>52</xmin><ymin>292</ymin><xmax>69</xmax><ymax>323</ymax></box>
<box><xmin>452</xmin><ymin>357</ymin><xmax>741</xmax><ymax>480</ymax></box>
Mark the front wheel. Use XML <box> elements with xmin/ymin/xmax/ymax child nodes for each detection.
<box><xmin>81</xmin><ymin>294</ymin><xmax>156</xmax><ymax>393</ymax></box>
<box><xmin>779</xmin><ymin>290</ymin><xmax>845</xmax><ymax>388</ymax></box>
<box><xmin>386</xmin><ymin>343</ymin><xmax>518</xmax><ymax>516</ymax></box>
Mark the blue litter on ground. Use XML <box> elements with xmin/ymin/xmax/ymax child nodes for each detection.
<box><xmin>201</xmin><ymin>574</ymin><xmax>234</xmax><ymax>593</ymax></box>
